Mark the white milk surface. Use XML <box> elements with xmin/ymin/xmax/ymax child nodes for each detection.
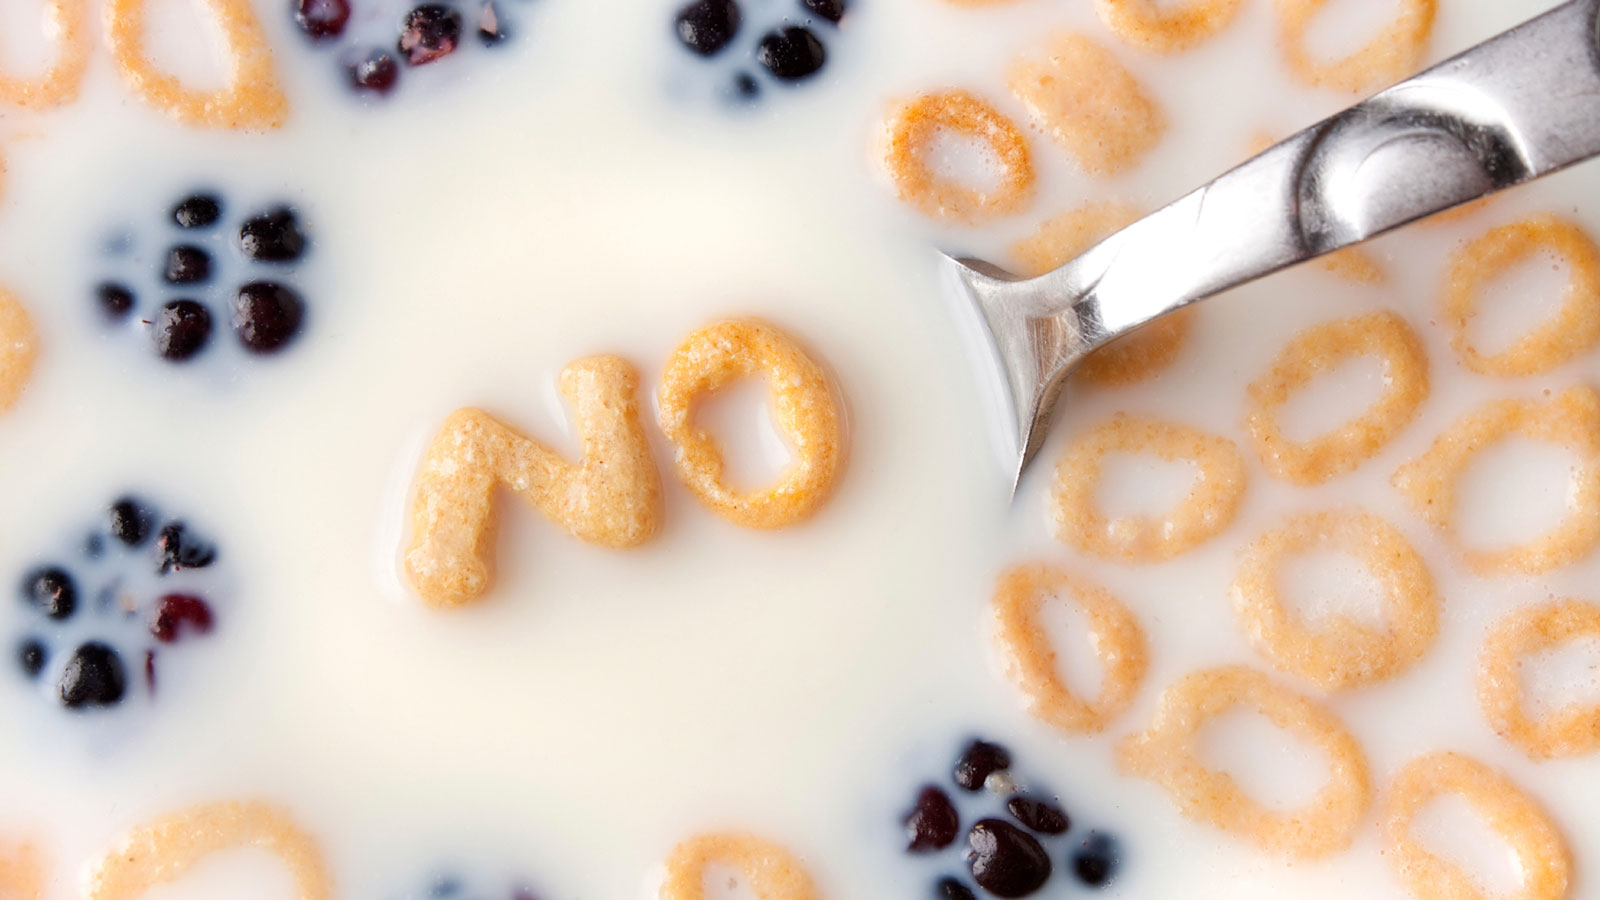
<box><xmin>0</xmin><ymin>0</ymin><xmax>1594</xmax><ymax>897</ymax></box>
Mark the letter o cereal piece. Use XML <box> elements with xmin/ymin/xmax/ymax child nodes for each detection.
<box><xmin>104</xmin><ymin>0</ymin><xmax>288</xmax><ymax>129</ymax></box>
<box><xmin>1118</xmin><ymin>666</ymin><xmax>1372</xmax><ymax>858</ymax></box>
<box><xmin>87</xmin><ymin>801</ymin><xmax>332</xmax><ymax>900</ymax></box>
<box><xmin>0</xmin><ymin>0</ymin><xmax>89</xmax><ymax>109</ymax></box>
<box><xmin>1479</xmin><ymin>599</ymin><xmax>1600</xmax><ymax>760</ymax></box>
<box><xmin>0</xmin><ymin>290</ymin><xmax>38</xmax><ymax>414</ymax></box>
<box><xmin>881</xmin><ymin>90</ymin><xmax>1035</xmax><ymax>223</ymax></box>
<box><xmin>1246</xmin><ymin>311</ymin><xmax>1429</xmax><ymax>485</ymax></box>
<box><xmin>1274</xmin><ymin>0</ymin><xmax>1436</xmax><ymax>93</ymax></box>
<box><xmin>1443</xmin><ymin>216</ymin><xmax>1600</xmax><ymax>377</ymax></box>
<box><xmin>1007</xmin><ymin>33</ymin><xmax>1166</xmax><ymax>177</ymax></box>
<box><xmin>991</xmin><ymin>562</ymin><xmax>1148</xmax><ymax>735</ymax></box>
<box><xmin>1095</xmin><ymin>0</ymin><xmax>1245</xmax><ymax>53</ymax></box>
<box><xmin>661</xmin><ymin>832</ymin><xmax>820</xmax><ymax>900</ymax></box>
<box><xmin>658</xmin><ymin>320</ymin><xmax>843</xmax><ymax>530</ymax></box>
<box><xmin>1233</xmin><ymin>510</ymin><xmax>1438</xmax><ymax>691</ymax></box>
<box><xmin>1051</xmin><ymin>414</ymin><xmax>1246</xmax><ymax>562</ymax></box>
<box><xmin>1381</xmin><ymin>752</ymin><xmax>1571</xmax><ymax>900</ymax></box>
<box><xmin>1393</xmin><ymin>386</ymin><xmax>1600</xmax><ymax>575</ymax></box>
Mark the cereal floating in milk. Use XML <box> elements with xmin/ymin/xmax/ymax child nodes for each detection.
<box><xmin>1273</xmin><ymin>0</ymin><xmax>1437</xmax><ymax>92</ymax></box>
<box><xmin>880</xmin><ymin>90</ymin><xmax>1036</xmax><ymax>224</ymax></box>
<box><xmin>1478</xmin><ymin>599</ymin><xmax>1600</xmax><ymax>760</ymax></box>
<box><xmin>1007</xmin><ymin>33</ymin><xmax>1166</xmax><ymax>177</ymax></box>
<box><xmin>660</xmin><ymin>832</ymin><xmax>820</xmax><ymax>900</ymax></box>
<box><xmin>1094</xmin><ymin>0</ymin><xmax>1245</xmax><ymax>54</ymax></box>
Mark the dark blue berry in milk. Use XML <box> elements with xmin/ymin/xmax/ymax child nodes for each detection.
<box><xmin>171</xmin><ymin>193</ymin><xmax>223</xmax><ymax>229</ymax></box>
<box><xmin>409</xmin><ymin>869</ymin><xmax>544</xmax><ymax>900</ymax></box>
<box><xmin>967</xmin><ymin>819</ymin><xmax>1051</xmax><ymax>898</ymax></box>
<box><xmin>934</xmin><ymin>878</ymin><xmax>976</xmax><ymax>900</ymax></box>
<box><xmin>96</xmin><ymin>283</ymin><xmax>136</xmax><ymax>320</ymax></box>
<box><xmin>350</xmin><ymin>50</ymin><xmax>402</xmax><ymax>93</ymax></box>
<box><xmin>905</xmin><ymin>785</ymin><xmax>961</xmax><ymax>852</ymax></box>
<box><xmin>23</xmin><ymin>567</ymin><xmax>78</xmax><ymax>620</ymax></box>
<box><xmin>675</xmin><ymin>0</ymin><xmax>741</xmax><ymax>56</ymax></box>
<box><xmin>59</xmin><ymin>642</ymin><xmax>127</xmax><ymax>708</ymax></box>
<box><xmin>296</xmin><ymin>0</ymin><xmax>351</xmax><ymax>40</ymax></box>
<box><xmin>1005</xmin><ymin>796</ymin><xmax>1069</xmax><ymax>835</ymax></box>
<box><xmin>800</xmin><ymin>0</ymin><xmax>844</xmax><ymax>23</ymax></box>
<box><xmin>755</xmin><ymin>26</ymin><xmax>825</xmax><ymax>81</ymax></box>
<box><xmin>1070</xmin><ymin>833</ymin><xmax>1120</xmax><ymax>888</ymax></box>
<box><xmin>163</xmin><ymin>245</ymin><xmax>213</xmax><ymax>284</ymax></box>
<box><xmin>237</xmin><ymin>208</ymin><xmax>307</xmax><ymax>263</ymax></box>
<box><xmin>232</xmin><ymin>282</ymin><xmax>305</xmax><ymax>354</ymax></box>
<box><xmin>399</xmin><ymin>5</ymin><xmax>463</xmax><ymax>65</ymax></box>
<box><xmin>17</xmin><ymin>639</ymin><xmax>47</xmax><ymax>678</ymax></box>
<box><xmin>153</xmin><ymin>300</ymin><xmax>213</xmax><ymax>361</ymax></box>
<box><xmin>671</xmin><ymin>0</ymin><xmax>845</xmax><ymax>103</ymax></box>
<box><xmin>953</xmin><ymin>739</ymin><xmax>1012</xmax><ymax>791</ymax></box>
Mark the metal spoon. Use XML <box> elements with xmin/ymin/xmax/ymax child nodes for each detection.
<box><xmin>946</xmin><ymin>0</ymin><xmax>1600</xmax><ymax>494</ymax></box>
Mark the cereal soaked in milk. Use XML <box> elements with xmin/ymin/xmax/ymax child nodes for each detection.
<box><xmin>0</xmin><ymin>0</ymin><xmax>1594</xmax><ymax>897</ymax></box>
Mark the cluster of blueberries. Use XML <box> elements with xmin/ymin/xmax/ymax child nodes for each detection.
<box><xmin>674</xmin><ymin>0</ymin><xmax>846</xmax><ymax>100</ymax></box>
<box><xmin>294</xmin><ymin>0</ymin><xmax>533</xmax><ymax>95</ymax></box>
<box><xmin>904</xmin><ymin>739</ymin><xmax>1121</xmax><ymax>898</ymax></box>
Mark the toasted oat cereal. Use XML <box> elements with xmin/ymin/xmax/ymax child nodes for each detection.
<box><xmin>1011</xmin><ymin>202</ymin><xmax>1195</xmax><ymax>386</ymax></box>
<box><xmin>0</xmin><ymin>842</ymin><xmax>42</xmax><ymax>899</ymax></box>
<box><xmin>1118</xmin><ymin>666</ymin><xmax>1372</xmax><ymax>858</ymax></box>
<box><xmin>104</xmin><ymin>0</ymin><xmax>288</xmax><ymax>129</ymax></box>
<box><xmin>1051</xmin><ymin>413</ymin><xmax>1246</xmax><ymax>562</ymax></box>
<box><xmin>1479</xmin><ymin>599</ymin><xmax>1600</xmax><ymax>760</ymax></box>
<box><xmin>1442</xmin><ymin>216</ymin><xmax>1600</xmax><ymax>377</ymax></box>
<box><xmin>87</xmin><ymin>801</ymin><xmax>332</xmax><ymax>900</ymax></box>
<box><xmin>658</xmin><ymin>320</ymin><xmax>843</xmax><ymax>530</ymax></box>
<box><xmin>1095</xmin><ymin>0</ymin><xmax>1244</xmax><ymax>53</ymax></box>
<box><xmin>1393</xmin><ymin>386</ymin><xmax>1600</xmax><ymax>575</ymax></box>
<box><xmin>991</xmin><ymin>562</ymin><xmax>1148</xmax><ymax>735</ymax></box>
<box><xmin>404</xmin><ymin>356</ymin><xmax>662</xmax><ymax>608</ymax></box>
<box><xmin>1274</xmin><ymin>0</ymin><xmax>1437</xmax><ymax>92</ymax></box>
<box><xmin>1381</xmin><ymin>752</ymin><xmax>1571</xmax><ymax>900</ymax></box>
<box><xmin>880</xmin><ymin>90</ymin><xmax>1034</xmax><ymax>223</ymax></box>
<box><xmin>1246</xmin><ymin>312</ymin><xmax>1429</xmax><ymax>485</ymax></box>
<box><xmin>1007</xmin><ymin>33</ymin><xmax>1166</xmax><ymax>177</ymax></box>
<box><xmin>1232</xmin><ymin>510</ymin><xmax>1438</xmax><ymax>691</ymax></box>
<box><xmin>0</xmin><ymin>290</ymin><xmax>38</xmax><ymax>413</ymax></box>
<box><xmin>0</xmin><ymin>0</ymin><xmax>89</xmax><ymax>109</ymax></box>
<box><xmin>661</xmin><ymin>832</ymin><xmax>820</xmax><ymax>900</ymax></box>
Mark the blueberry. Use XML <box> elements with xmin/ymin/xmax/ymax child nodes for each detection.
<box><xmin>732</xmin><ymin>72</ymin><xmax>760</xmax><ymax>100</ymax></box>
<box><xmin>399</xmin><ymin>5</ymin><xmax>464</xmax><ymax>65</ymax></box>
<box><xmin>905</xmin><ymin>785</ymin><xmax>960</xmax><ymax>853</ymax></box>
<box><xmin>109</xmin><ymin>497</ymin><xmax>154</xmax><ymax>547</ymax></box>
<box><xmin>1070</xmin><ymin>833</ymin><xmax>1119</xmax><ymax>888</ymax></box>
<box><xmin>755</xmin><ymin>26</ymin><xmax>825</xmax><ymax>81</ymax></box>
<box><xmin>934</xmin><ymin>878</ymin><xmax>976</xmax><ymax>900</ymax></box>
<box><xmin>477</xmin><ymin>1</ymin><xmax>506</xmax><ymax>43</ymax></box>
<box><xmin>152</xmin><ymin>594</ymin><xmax>214</xmax><ymax>643</ymax></box>
<box><xmin>96</xmin><ymin>283</ymin><xmax>135</xmax><ymax>320</ymax></box>
<box><xmin>1006</xmin><ymin>796</ymin><xmax>1069</xmax><ymax>835</ymax></box>
<box><xmin>350</xmin><ymin>50</ymin><xmax>402</xmax><ymax>94</ymax></box>
<box><xmin>171</xmin><ymin>194</ymin><xmax>222</xmax><ymax>229</ymax></box>
<box><xmin>238</xmin><ymin>208</ymin><xmax>307</xmax><ymax>263</ymax></box>
<box><xmin>953</xmin><ymin>739</ymin><xmax>1011</xmax><ymax>791</ymax></box>
<box><xmin>231</xmin><ymin>281</ymin><xmax>304</xmax><ymax>354</ymax></box>
<box><xmin>296</xmin><ymin>0</ymin><xmax>351</xmax><ymax>39</ymax></box>
<box><xmin>59</xmin><ymin>642</ymin><xmax>126</xmax><ymax>708</ymax></box>
<box><xmin>674</xmin><ymin>0</ymin><xmax>740</xmax><ymax>56</ymax></box>
<box><xmin>22</xmin><ymin>567</ymin><xmax>76</xmax><ymax>620</ymax></box>
<box><xmin>152</xmin><ymin>300</ymin><xmax>212</xmax><ymax>361</ymax></box>
<box><xmin>967</xmin><ymin>819</ymin><xmax>1051</xmax><ymax>898</ymax></box>
<box><xmin>17</xmin><ymin>639</ymin><xmax>47</xmax><ymax>678</ymax></box>
<box><xmin>800</xmin><ymin>0</ymin><xmax>845</xmax><ymax>22</ymax></box>
<box><xmin>156</xmin><ymin>522</ymin><xmax>216</xmax><ymax>573</ymax></box>
<box><xmin>164</xmin><ymin>245</ymin><xmax>212</xmax><ymax>284</ymax></box>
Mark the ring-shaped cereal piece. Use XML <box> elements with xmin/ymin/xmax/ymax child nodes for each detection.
<box><xmin>661</xmin><ymin>833</ymin><xmax>820</xmax><ymax>900</ymax></box>
<box><xmin>1095</xmin><ymin>0</ymin><xmax>1245</xmax><ymax>53</ymax></box>
<box><xmin>1051</xmin><ymin>413</ymin><xmax>1246</xmax><ymax>562</ymax></box>
<box><xmin>87</xmin><ymin>801</ymin><xmax>332</xmax><ymax>900</ymax></box>
<box><xmin>1274</xmin><ymin>0</ymin><xmax>1437</xmax><ymax>92</ymax></box>
<box><xmin>881</xmin><ymin>90</ymin><xmax>1035</xmax><ymax>223</ymax></box>
<box><xmin>0</xmin><ymin>0</ymin><xmax>88</xmax><ymax>108</ymax></box>
<box><xmin>1232</xmin><ymin>510</ymin><xmax>1438</xmax><ymax>691</ymax></box>
<box><xmin>658</xmin><ymin>320</ymin><xmax>843</xmax><ymax>530</ymax></box>
<box><xmin>1393</xmin><ymin>386</ymin><xmax>1600</xmax><ymax>575</ymax></box>
<box><xmin>1381</xmin><ymin>752</ymin><xmax>1571</xmax><ymax>900</ymax></box>
<box><xmin>0</xmin><ymin>290</ymin><xmax>38</xmax><ymax>414</ymax></box>
<box><xmin>1007</xmin><ymin>33</ymin><xmax>1166</xmax><ymax>178</ymax></box>
<box><xmin>1443</xmin><ymin>216</ymin><xmax>1600</xmax><ymax>377</ymax></box>
<box><xmin>1118</xmin><ymin>666</ymin><xmax>1372</xmax><ymax>858</ymax></box>
<box><xmin>104</xmin><ymin>0</ymin><xmax>288</xmax><ymax>129</ymax></box>
<box><xmin>1246</xmin><ymin>312</ymin><xmax>1429</xmax><ymax>485</ymax></box>
<box><xmin>991</xmin><ymin>562</ymin><xmax>1148</xmax><ymax>735</ymax></box>
<box><xmin>1479</xmin><ymin>599</ymin><xmax>1600</xmax><ymax>760</ymax></box>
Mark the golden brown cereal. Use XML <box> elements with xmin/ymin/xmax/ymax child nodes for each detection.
<box><xmin>87</xmin><ymin>801</ymin><xmax>332</xmax><ymax>900</ymax></box>
<box><xmin>1393</xmin><ymin>386</ymin><xmax>1600</xmax><ymax>575</ymax></box>
<box><xmin>1381</xmin><ymin>752</ymin><xmax>1571</xmax><ymax>900</ymax></box>
<box><xmin>1442</xmin><ymin>216</ymin><xmax>1600</xmax><ymax>377</ymax></box>
<box><xmin>1095</xmin><ymin>0</ymin><xmax>1244</xmax><ymax>53</ymax></box>
<box><xmin>660</xmin><ymin>832</ymin><xmax>820</xmax><ymax>900</ymax></box>
<box><xmin>991</xmin><ymin>562</ymin><xmax>1148</xmax><ymax>735</ymax></box>
<box><xmin>0</xmin><ymin>0</ymin><xmax>88</xmax><ymax>108</ymax></box>
<box><xmin>1051</xmin><ymin>414</ymin><xmax>1246</xmax><ymax>562</ymax></box>
<box><xmin>104</xmin><ymin>0</ymin><xmax>288</xmax><ymax>129</ymax></box>
<box><xmin>1011</xmin><ymin>202</ymin><xmax>1195</xmax><ymax>386</ymax></box>
<box><xmin>881</xmin><ymin>90</ymin><xmax>1035</xmax><ymax>223</ymax></box>
<box><xmin>1245</xmin><ymin>312</ymin><xmax>1429</xmax><ymax>485</ymax></box>
<box><xmin>0</xmin><ymin>290</ymin><xmax>38</xmax><ymax>413</ymax></box>
<box><xmin>1232</xmin><ymin>510</ymin><xmax>1438</xmax><ymax>691</ymax></box>
<box><xmin>1274</xmin><ymin>0</ymin><xmax>1437</xmax><ymax>93</ymax></box>
<box><xmin>658</xmin><ymin>320</ymin><xmax>843</xmax><ymax>530</ymax></box>
<box><xmin>0</xmin><ymin>842</ymin><xmax>42</xmax><ymax>899</ymax></box>
<box><xmin>1118</xmin><ymin>666</ymin><xmax>1372</xmax><ymax>858</ymax></box>
<box><xmin>1479</xmin><ymin>599</ymin><xmax>1600</xmax><ymax>760</ymax></box>
<box><xmin>1008</xmin><ymin>33</ymin><xmax>1166</xmax><ymax>177</ymax></box>
<box><xmin>404</xmin><ymin>356</ymin><xmax>662</xmax><ymax>608</ymax></box>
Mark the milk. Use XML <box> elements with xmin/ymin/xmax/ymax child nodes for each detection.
<box><xmin>0</xmin><ymin>0</ymin><xmax>1592</xmax><ymax>897</ymax></box>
